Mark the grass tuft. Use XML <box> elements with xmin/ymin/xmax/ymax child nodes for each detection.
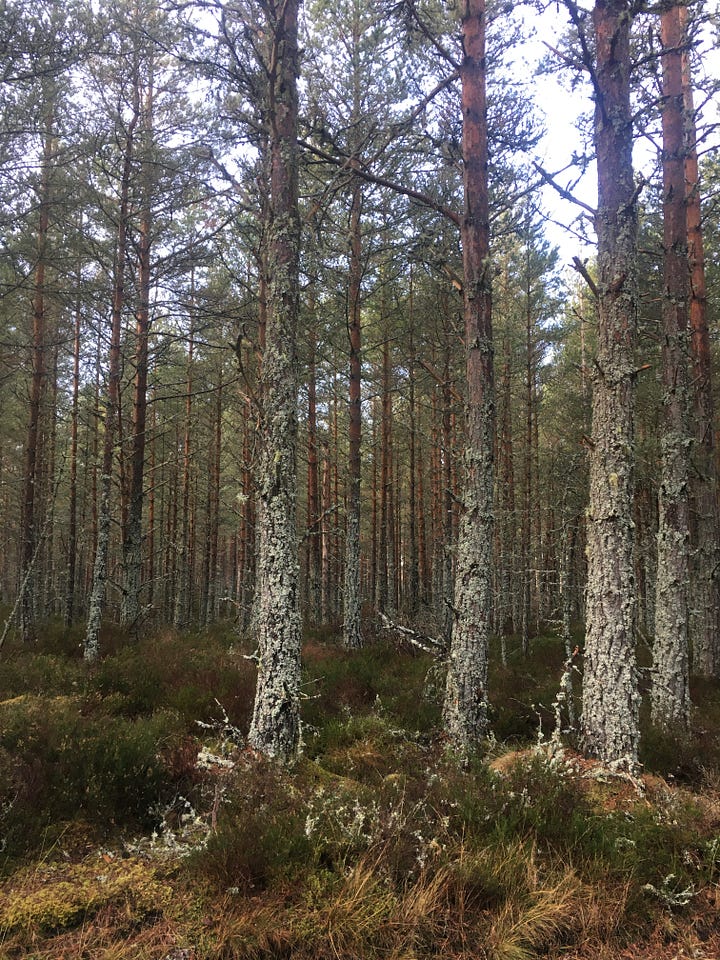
<box><xmin>488</xmin><ymin>869</ymin><xmax>583</xmax><ymax>960</ymax></box>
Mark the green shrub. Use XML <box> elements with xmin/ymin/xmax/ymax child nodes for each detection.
<box><xmin>488</xmin><ymin>756</ymin><xmax>590</xmax><ymax>849</ymax></box>
<box><xmin>0</xmin><ymin>694</ymin><xmax>184</xmax><ymax>857</ymax></box>
<box><xmin>0</xmin><ymin>653</ymin><xmax>84</xmax><ymax>699</ymax></box>
<box><xmin>301</xmin><ymin>640</ymin><xmax>438</xmax><ymax>735</ymax></box>
<box><xmin>191</xmin><ymin>760</ymin><xmax>312</xmax><ymax>891</ymax></box>
<box><xmin>90</xmin><ymin>632</ymin><xmax>255</xmax><ymax>727</ymax></box>
<box><xmin>93</xmin><ymin>647</ymin><xmax>168</xmax><ymax>715</ymax></box>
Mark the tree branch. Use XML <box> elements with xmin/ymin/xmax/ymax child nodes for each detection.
<box><xmin>534</xmin><ymin>162</ymin><xmax>597</xmax><ymax>216</ymax></box>
<box><xmin>572</xmin><ymin>256</ymin><xmax>599</xmax><ymax>298</ymax></box>
<box><xmin>299</xmin><ymin>139</ymin><xmax>461</xmax><ymax>226</ymax></box>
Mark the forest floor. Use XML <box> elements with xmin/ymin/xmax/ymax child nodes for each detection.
<box><xmin>1</xmin><ymin>617</ymin><xmax>720</xmax><ymax>959</ymax></box>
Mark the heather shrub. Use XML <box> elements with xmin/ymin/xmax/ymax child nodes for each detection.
<box><xmin>191</xmin><ymin>759</ymin><xmax>312</xmax><ymax>891</ymax></box>
<box><xmin>91</xmin><ymin>631</ymin><xmax>255</xmax><ymax>726</ymax></box>
<box><xmin>0</xmin><ymin>694</ymin><xmax>184</xmax><ymax>857</ymax></box>
<box><xmin>0</xmin><ymin>652</ymin><xmax>84</xmax><ymax>699</ymax></box>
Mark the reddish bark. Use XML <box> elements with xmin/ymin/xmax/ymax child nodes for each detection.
<box><xmin>680</xmin><ymin>3</ymin><xmax>720</xmax><ymax>677</ymax></box>
<box><xmin>21</xmin><ymin>106</ymin><xmax>54</xmax><ymax>642</ymax></box>
<box><xmin>443</xmin><ymin>0</ymin><xmax>495</xmax><ymax>751</ymax></box>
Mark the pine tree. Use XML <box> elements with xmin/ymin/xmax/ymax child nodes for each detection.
<box><xmin>578</xmin><ymin>0</ymin><xmax>641</xmax><ymax>767</ymax></box>
<box><xmin>651</xmin><ymin>1</ymin><xmax>691</xmax><ymax>730</ymax></box>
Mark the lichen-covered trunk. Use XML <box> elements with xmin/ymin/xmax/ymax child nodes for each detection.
<box><xmin>681</xmin><ymin>4</ymin><xmax>720</xmax><ymax>678</ymax></box>
<box><xmin>441</xmin><ymin>342</ymin><xmax>454</xmax><ymax>643</ymax></box>
<box><xmin>442</xmin><ymin>0</ymin><xmax>494</xmax><ymax>754</ymax></box>
<box><xmin>85</xmin><ymin>80</ymin><xmax>139</xmax><ymax>662</ymax></box>
<box><xmin>121</xmin><ymin>241</ymin><xmax>150</xmax><ymax>631</ymax></box>
<box><xmin>378</xmin><ymin>334</ymin><xmax>394</xmax><ymax>615</ymax></box>
<box><xmin>498</xmin><ymin>345</ymin><xmax>516</xmax><ymax>655</ymax></box>
<box><xmin>320</xmin><ymin>440</ymin><xmax>332</xmax><ymax>624</ymax></box>
<box><xmin>204</xmin><ymin>364</ymin><xmax>223</xmax><ymax>625</ymax></box>
<box><xmin>521</xmin><ymin>303</ymin><xmax>533</xmax><ymax>655</ymax></box>
<box><xmin>343</xmin><ymin>180</ymin><xmax>363</xmax><ymax>649</ymax></box>
<box><xmin>417</xmin><ymin>431</ymin><xmax>429</xmax><ymax>605</ymax></box>
<box><xmin>580</xmin><ymin>0</ymin><xmax>640</xmax><ymax>767</ymax></box>
<box><xmin>305</xmin><ymin>293</ymin><xmax>321</xmax><ymax>622</ymax></box>
<box><xmin>652</xmin><ymin>3</ymin><xmax>691</xmax><ymax>729</ymax></box>
<box><xmin>407</xmin><ymin>278</ymin><xmax>420</xmax><ymax>614</ymax></box>
<box><xmin>147</xmin><ymin>399</ymin><xmax>156</xmax><ymax>611</ymax></box>
<box><xmin>247</xmin><ymin>0</ymin><xmax>302</xmax><ymax>761</ymax></box>
<box><xmin>560</xmin><ymin>516</ymin><xmax>577</xmax><ymax>730</ymax></box>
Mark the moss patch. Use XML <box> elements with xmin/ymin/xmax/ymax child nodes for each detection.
<box><xmin>0</xmin><ymin>854</ymin><xmax>173</xmax><ymax>936</ymax></box>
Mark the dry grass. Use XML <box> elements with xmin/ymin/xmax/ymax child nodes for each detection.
<box><xmin>487</xmin><ymin>869</ymin><xmax>583</xmax><ymax>960</ymax></box>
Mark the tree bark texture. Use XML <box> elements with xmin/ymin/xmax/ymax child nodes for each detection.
<box><xmin>407</xmin><ymin>272</ymin><xmax>420</xmax><ymax>613</ymax></box>
<box><xmin>652</xmin><ymin>2</ymin><xmax>691</xmax><ymax>730</ymax></box>
<box><xmin>343</xmin><ymin>179</ymin><xmax>363</xmax><ymax>648</ymax></box>
<box><xmin>442</xmin><ymin>0</ymin><xmax>494</xmax><ymax>754</ymax></box>
<box><xmin>21</xmin><ymin>104</ymin><xmax>54</xmax><ymax>642</ymax></box>
<box><xmin>680</xmin><ymin>3</ymin><xmax>720</xmax><ymax>678</ymax></box>
<box><xmin>65</xmin><ymin>233</ymin><xmax>82</xmax><ymax>627</ymax></box>
<box><xmin>580</xmin><ymin>0</ymin><xmax>640</xmax><ymax>767</ymax></box>
<box><xmin>305</xmin><ymin>291</ymin><xmax>321</xmax><ymax>621</ymax></box>
<box><xmin>85</xmin><ymin>74</ymin><xmax>139</xmax><ymax>662</ymax></box>
<box><xmin>247</xmin><ymin>0</ymin><xmax>302</xmax><ymax>761</ymax></box>
<box><xmin>122</xmin><ymin>64</ymin><xmax>154</xmax><ymax>631</ymax></box>
<box><xmin>174</xmin><ymin>299</ymin><xmax>195</xmax><ymax>628</ymax></box>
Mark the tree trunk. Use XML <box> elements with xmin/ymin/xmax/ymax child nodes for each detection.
<box><xmin>407</xmin><ymin>270</ymin><xmax>420</xmax><ymax>614</ymax></box>
<box><xmin>306</xmin><ymin>288</ymin><xmax>321</xmax><ymax>622</ymax></box>
<box><xmin>204</xmin><ymin>361</ymin><xmax>223</xmax><ymax>625</ymax></box>
<box><xmin>20</xmin><ymin>104</ymin><xmax>54</xmax><ymax>643</ymax></box>
<box><xmin>498</xmin><ymin>340</ymin><xmax>515</xmax><ymax>659</ymax></box>
<box><xmin>174</xmin><ymin>299</ymin><xmax>195</xmax><ymax>628</ymax></box>
<box><xmin>343</xmin><ymin>180</ymin><xmax>363</xmax><ymax>648</ymax></box>
<box><xmin>681</xmin><ymin>3</ymin><xmax>720</xmax><ymax>678</ymax></box>
<box><xmin>320</xmin><ymin>439</ymin><xmax>332</xmax><ymax>625</ymax></box>
<box><xmin>379</xmin><ymin>324</ymin><xmax>397</xmax><ymax>616</ymax></box>
<box><xmin>652</xmin><ymin>2</ymin><xmax>691</xmax><ymax>730</ymax></box>
<box><xmin>65</xmin><ymin>229</ymin><xmax>82</xmax><ymax>627</ymax></box>
<box><xmin>247</xmin><ymin>0</ymin><xmax>302</xmax><ymax>761</ymax></box>
<box><xmin>239</xmin><ymin>389</ymin><xmax>256</xmax><ymax>633</ymax></box>
<box><xmin>417</xmin><ymin>429</ymin><xmax>429</xmax><ymax>605</ymax></box>
<box><xmin>122</xmin><ymin>65</ymin><xmax>154</xmax><ymax>631</ymax></box>
<box><xmin>442</xmin><ymin>0</ymin><xmax>494</xmax><ymax>753</ymax></box>
<box><xmin>521</xmin><ymin>276</ymin><xmax>533</xmax><ymax>653</ymax></box>
<box><xmin>147</xmin><ymin>394</ymin><xmax>156</xmax><ymax>612</ymax></box>
<box><xmin>442</xmin><ymin>328</ymin><xmax>454</xmax><ymax>643</ymax></box>
<box><xmin>431</xmin><ymin>386</ymin><xmax>443</xmax><ymax>615</ymax></box>
<box><xmin>85</xmin><ymin>74</ymin><xmax>139</xmax><ymax>662</ymax></box>
<box><xmin>580</xmin><ymin>0</ymin><xmax>640</xmax><ymax>767</ymax></box>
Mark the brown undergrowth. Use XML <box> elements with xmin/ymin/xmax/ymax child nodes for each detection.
<box><xmin>1</xmin><ymin>626</ymin><xmax>719</xmax><ymax>958</ymax></box>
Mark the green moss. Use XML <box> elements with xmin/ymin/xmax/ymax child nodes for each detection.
<box><xmin>0</xmin><ymin>856</ymin><xmax>172</xmax><ymax>934</ymax></box>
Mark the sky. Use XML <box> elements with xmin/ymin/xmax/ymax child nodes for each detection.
<box><xmin>515</xmin><ymin>1</ymin><xmax>720</xmax><ymax>274</ymax></box>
